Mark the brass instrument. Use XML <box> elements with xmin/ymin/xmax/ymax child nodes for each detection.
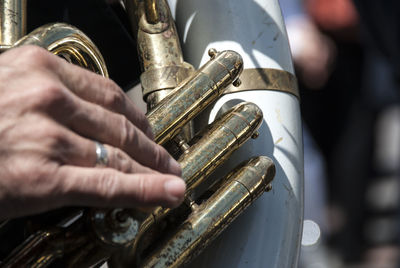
<box><xmin>141</xmin><ymin>156</ymin><xmax>275</xmax><ymax>268</ymax></box>
<box><xmin>1</xmin><ymin>1</ymin><xmax>108</xmax><ymax>76</ymax></box>
<box><xmin>0</xmin><ymin>0</ymin><xmax>277</xmax><ymax>267</ymax></box>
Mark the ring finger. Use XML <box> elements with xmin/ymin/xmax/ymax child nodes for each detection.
<box><xmin>63</xmin><ymin>96</ymin><xmax>181</xmax><ymax>176</ymax></box>
<box><xmin>52</xmin><ymin>124</ymin><xmax>156</xmax><ymax>175</ymax></box>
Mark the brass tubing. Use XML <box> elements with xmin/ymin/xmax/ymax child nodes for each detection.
<box><xmin>150</xmin><ymin>101</ymin><xmax>262</xmax><ymax>224</ymax></box>
<box><xmin>14</xmin><ymin>23</ymin><xmax>108</xmax><ymax>77</ymax></box>
<box><xmin>144</xmin><ymin>0</ymin><xmax>160</xmax><ymax>24</ymax></box>
<box><xmin>142</xmin><ymin>156</ymin><xmax>276</xmax><ymax>268</ymax></box>
<box><xmin>147</xmin><ymin>50</ymin><xmax>243</xmax><ymax>145</ymax></box>
<box><xmin>2</xmin><ymin>230</ymin><xmax>61</xmax><ymax>267</ymax></box>
<box><xmin>1</xmin><ymin>226</ymin><xmax>91</xmax><ymax>268</ymax></box>
<box><xmin>108</xmin><ymin>102</ymin><xmax>262</xmax><ymax>261</ymax></box>
<box><xmin>223</xmin><ymin>68</ymin><xmax>300</xmax><ymax>99</ymax></box>
<box><xmin>126</xmin><ymin>0</ymin><xmax>194</xmax><ymax>108</ymax></box>
<box><xmin>0</xmin><ymin>0</ymin><xmax>26</xmax><ymax>51</ymax></box>
<box><xmin>180</xmin><ymin>102</ymin><xmax>263</xmax><ymax>192</ymax></box>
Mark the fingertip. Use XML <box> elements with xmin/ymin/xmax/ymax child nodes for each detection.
<box><xmin>164</xmin><ymin>178</ymin><xmax>186</xmax><ymax>207</ymax></box>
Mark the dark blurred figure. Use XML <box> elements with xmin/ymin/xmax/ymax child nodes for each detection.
<box><xmin>351</xmin><ymin>1</ymin><xmax>400</xmax><ymax>267</ymax></box>
<box><xmin>297</xmin><ymin>0</ymin><xmax>367</xmax><ymax>264</ymax></box>
<box><xmin>295</xmin><ymin>0</ymin><xmax>400</xmax><ymax>266</ymax></box>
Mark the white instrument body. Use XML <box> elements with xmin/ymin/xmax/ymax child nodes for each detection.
<box><xmin>168</xmin><ymin>0</ymin><xmax>304</xmax><ymax>267</ymax></box>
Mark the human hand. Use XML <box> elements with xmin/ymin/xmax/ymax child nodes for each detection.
<box><xmin>0</xmin><ymin>45</ymin><xmax>185</xmax><ymax>220</ymax></box>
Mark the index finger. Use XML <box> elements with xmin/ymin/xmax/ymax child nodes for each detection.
<box><xmin>56</xmin><ymin>166</ymin><xmax>186</xmax><ymax>209</ymax></box>
<box><xmin>50</xmin><ymin>53</ymin><xmax>154</xmax><ymax>139</ymax></box>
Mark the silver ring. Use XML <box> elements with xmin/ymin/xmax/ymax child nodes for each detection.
<box><xmin>95</xmin><ymin>141</ymin><xmax>108</xmax><ymax>166</ymax></box>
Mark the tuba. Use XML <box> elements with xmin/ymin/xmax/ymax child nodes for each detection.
<box><xmin>0</xmin><ymin>0</ymin><xmax>303</xmax><ymax>267</ymax></box>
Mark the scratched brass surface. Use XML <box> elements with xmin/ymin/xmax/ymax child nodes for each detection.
<box><xmin>108</xmin><ymin>102</ymin><xmax>263</xmax><ymax>265</ymax></box>
<box><xmin>127</xmin><ymin>0</ymin><xmax>196</xmax><ymax>142</ymax></box>
<box><xmin>147</xmin><ymin>50</ymin><xmax>243</xmax><ymax>145</ymax></box>
<box><xmin>142</xmin><ymin>156</ymin><xmax>276</xmax><ymax>268</ymax></box>
<box><xmin>179</xmin><ymin>102</ymin><xmax>263</xmax><ymax>192</ymax></box>
<box><xmin>0</xmin><ymin>0</ymin><xmax>26</xmax><ymax>52</ymax></box>
<box><xmin>14</xmin><ymin>23</ymin><xmax>108</xmax><ymax>77</ymax></box>
<box><xmin>125</xmin><ymin>0</ymin><xmax>194</xmax><ymax>108</ymax></box>
<box><xmin>223</xmin><ymin>68</ymin><xmax>299</xmax><ymax>99</ymax></box>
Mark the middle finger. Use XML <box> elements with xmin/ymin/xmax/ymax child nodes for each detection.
<box><xmin>64</xmin><ymin>96</ymin><xmax>181</xmax><ymax>176</ymax></box>
<box><xmin>50</xmin><ymin>123</ymin><xmax>156</xmax><ymax>175</ymax></box>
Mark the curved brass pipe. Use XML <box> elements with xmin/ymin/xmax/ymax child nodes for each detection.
<box><xmin>125</xmin><ymin>0</ymin><xmax>196</xmax><ymax>111</ymax></box>
<box><xmin>147</xmin><ymin>50</ymin><xmax>243</xmax><ymax>145</ymax></box>
<box><xmin>14</xmin><ymin>23</ymin><xmax>108</xmax><ymax>77</ymax></box>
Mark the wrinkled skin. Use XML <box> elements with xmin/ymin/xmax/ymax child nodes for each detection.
<box><xmin>0</xmin><ymin>45</ymin><xmax>185</xmax><ymax>220</ymax></box>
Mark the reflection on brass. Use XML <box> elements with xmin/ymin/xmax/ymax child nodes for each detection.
<box><xmin>2</xmin><ymin>230</ymin><xmax>62</xmax><ymax>267</ymax></box>
<box><xmin>0</xmin><ymin>0</ymin><xmax>26</xmax><ymax>52</ymax></box>
<box><xmin>15</xmin><ymin>23</ymin><xmax>108</xmax><ymax>77</ymax></box>
<box><xmin>144</xmin><ymin>0</ymin><xmax>160</xmax><ymax>24</ymax></box>
<box><xmin>266</xmin><ymin>184</ymin><xmax>273</xmax><ymax>192</ymax></box>
<box><xmin>223</xmin><ymin>68</ymin><xmax>300</xmax><ymax>99</ymax></box>
<box><xmin>126</xmin><ymin>0</ymin><xmax>195</xmax><ymax>109</ymax></box>
<box><xmin>127</xmin><ymin>0</ymin><xmax>196</xmax><ymax>142</ymax></box>
<box><xmin>179</xmin><ymin>102</ymin><xmax>263</xmax><ymax>193</ymax></box>
<box><xmin>147</xmin><ymin>50</ymin><xmax>243</xmax><ymax>145</ymax></box>
<box><xmin>1</xmin><ymin>217</ymin><xmax>92</xmax><ymax>268</ymax></box>
<box><xmin>142</xmin><ymin>156</ymin><xmax>276</xmax><ymax>268</ymax></box>
<box><xmin>109</xmin><ymin>102</ymin><xmax>263</xmax><ymax>262</ymax></box>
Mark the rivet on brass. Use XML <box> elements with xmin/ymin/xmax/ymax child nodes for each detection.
<box><xmin>208</xmin><ymin>48</ymin><xmax>217</xmax><ymax>58</ymax></box>
<box><xmin>251</xmin><ymin>131</ymin><xmax>259</xmax><ymax>139</ymax></box>
<box><xmin>266</xmin><ymin>184</ymin><xmax>273</xmax><ymax>192</ymax></box>
<box><xmin>232</xmin><ymin>78</ymin><xmax>242</xmax><ymax>87</ymax></box>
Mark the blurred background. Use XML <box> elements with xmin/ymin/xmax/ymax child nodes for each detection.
<box><xmin>279</xmin><ymin>0</ymin><xmax>400</xmax><ymax>267</ymax></box>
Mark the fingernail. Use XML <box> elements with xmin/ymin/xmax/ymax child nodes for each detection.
<box><xmin>164</xmin><ymin>179</ymin><xmax>186</xmax><ymax>204</ymax></box>
<box><xmin>169</xmin><ymin>158</ymin><xmax>182</xmax><ymax>176</ymax></box>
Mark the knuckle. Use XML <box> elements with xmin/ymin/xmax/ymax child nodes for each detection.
<box><xmin>15</xmin><ymin>161</ymin><xmax>59</xmax><ymax>196</ymax></box>
<box><xmin>38</xmin><ymin>83</ymin><xmax>65</xmax><ymax>103</ymax></box>
<box><xmin>31</xmin><ymin>81</ymin><xmax>69</xmax><ymax>111</ymax></box>
<box><xmin>46</xmin><ymin>127</ymin><xmax>65</xmax><ymax>146</ymax></box>
<box><xmin>35</xmin><ymin>122</ymin><xmax>67</xmax><ymax>150</ymax></box>
<box><xmin>111</xmin><ymin>148</ymin><xmax>132</xmax><ymax>173</ymax></box>
<box><xmin>152</xmin><ymin>145</ymin><xmax>165</xmax><ymax>171</ymax></box>
<box><xmin>17</xmin><ymin>45</ymin><xmax>54</xmax><ymax>68</ymax></box>
<box><xmin>24</xmin><ymin>120</ymin><xmax>71</xmax><ymax>164</ymax></box>
<box><xmin>103</xmin><ymin>78</ymin><xmax>119</xmax><ymax>91</ymax></box>
<box><xmin>118</xmin><ymin>115</ymin><xmax>135</xmax><ymax>147</ymax></box>
<box><xmin>103</xmin><ymin>81</ymin><xmax>125</xmax><ymax>108</ymax></box>
<box><xmin>31</xmin><ymin>164</ymin><xmax>58</xmax><ymax>188</ymax></box>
